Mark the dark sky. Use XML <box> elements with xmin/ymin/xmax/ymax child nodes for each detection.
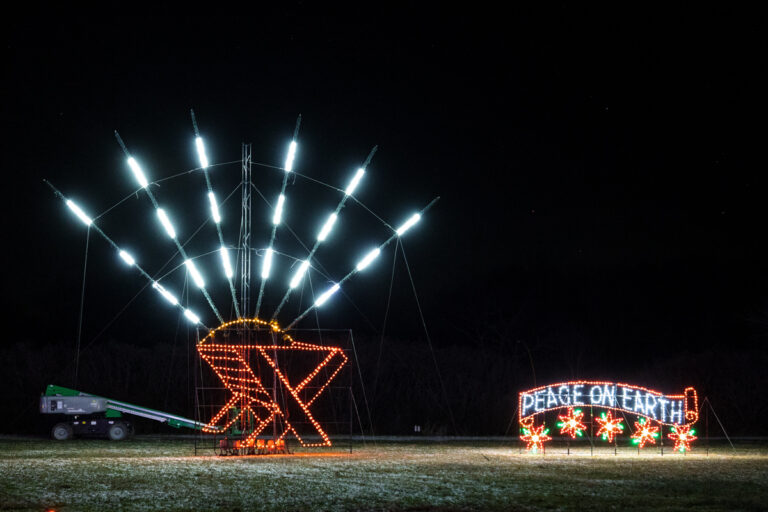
<box><xmin>3</xmin><ymin>5</ymin><xmax>765</xmax><ymax>379</ymax></box>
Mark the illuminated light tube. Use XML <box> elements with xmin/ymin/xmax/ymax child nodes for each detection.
<box><xmin>208</xmin><ymin>192</ymin><xmax>221</xmax><ymax>224</ymax></box>
<box><xmin>220</xmin><ymin>246</ymin><xmax>233</xmax><ymax>278</ymax></box>
<box><xmin>356</xmin><ymin>248</ymin><xmax>381</xmax><ymax>271</ymax></box>
<box><xmin>195</xmin><ymin>137</ymin><xmax>209</xmax><ymax>168</ymax></box>
<box><xmin>127</xmin><ymin>157</ymin><xmax>149</xmax><ymax>189</ymax></box>
<box><xmin>284</xmin><ymin>141</ymin><xmax>297</xmax><ymax>172</ymax></box>
<box><xmin>118</xmin><ymin>250</ymin><xmax>135</xmax><ymax>266</ymax></box>
<box><xmin>396</xmin><ymin>213</ymin><xmax>421</xmax><ymax>236</ymax></box>
<box><xmin>65</xmin><ymin>200</ymin><xmax>93</xmax><ymax>226</ymax></box>
<box><xmin>314</xmin><ymin>283</ymin><xmax>340</xmax><ymax>307</ymax></box>
<box><xmin>317</xmin><ymin>213</ymin><xmax>337</xmax><ymax>241</ymax></box>
<box><xmin>273</xmin><ymin>194</ymin><xmax>285</xmax><ymax>225</ymax></box>
<box><xmin>261</xmin><ymin>248</ymin><xmax>273</xmax><ymax>279</ymax></box>
<box><xmin>184</xmin><ymin>259</ymin><xmax>205</xmax><ymax>288</ymax></box>
<box><xmin>184</xmin><ymin>309</ymin><xmax>200</xmax><ymax>324</ymax></box>
<box><xmin>345</xmin><ymin>168</ymin><xmax>365</xmax><ymax>196</ymax></box>
<box><xmin>289</xmin><ymin>260</ymin><xmax>310</xmax><ymax>289</ymax></box>
<box><xmin>152</xmin><ymin>282</ymin><xmax>178</xmax><ymax>306</ymax></box>
<box><xmin>156</xmin><ymin>209</ymin><xmax>176</xmax><ymax>239</ymax></box>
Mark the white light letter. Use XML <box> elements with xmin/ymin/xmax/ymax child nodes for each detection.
<box><xmin>289</xmin><ymin>260</ymin><xmax>310</xmax><ymax>289</ymax></box>
<box><xmin>317</xmin><ymin>213</ymin><xmax>337</xmax><ymax>242</ymax></box>
<box><xmin>273</xmin><ymin>195</ymin><xmax>285</xmax><ymax>225</ymax></box>
<box><xmin>65</xmin><ymin>200</ymin><xmax>93</xmax><ymax>226</ymax></box>
<box><xmin>156</xmin><ymin>209</ymin><xmax>176</xmax><ymax>239</ymax></box>
<box><xmin>118</xmin><ymin>250</ymin><xmax>135</xmax><ymax>266</ymax></box>
<box><xmin>184</xmin><ymin>309</ymin><xmax>200</xmax><ymax>324</ymax></box>
<box><xmin>184</xmin><ymin>259</ymin><xmax>205</xmax><ymax>288</ymax></box>
<box><xmin>396</xmin><ymin>213</ymin><xmax>421</xmax><ymax>236</ymax></box>
<box><xmin>356</xmin><ymin>248</ymin><xmax>381</xmax><ymax>271</ymax></box>
<box><xmin>195</xmin><ymin>137</ymin><xmax>209</xmax><ymax>168</ymax></box>
<box><xmin>261</xmin><ymin>248</ymin><xmax>273</xmax><ymax>279</ymax></box>
<box><xmin>152</xmin><ymin>282</ymin><xmax>178</xmax><ymax>306</ymax></box>
<box><xmin>127</xmin><ymin>157</ymin><xmax>149</xmax><ymax>189</ymax></box>
<box><xmin>345</xmin><ymin>168</ymin><xmax>365</xmax><ymax>196</ymax></box>
<box><xmin>314</xmin><ymin>283</ymin><xmax>340</xmax><ymax>307</ymax></box>
<box><xmin>208</xmin><ymin>192</ymin><xmax>221</xmax><ymax>224</ymax></box>
<box><xmin>284</xmin><ymin>141</ymin><xmax>297</xmax><ymax>172</ymax></box>
<box><xmin>220</xmin><ymin>246</ymin><xmax>233</xmax><ymax>278</ymax></box>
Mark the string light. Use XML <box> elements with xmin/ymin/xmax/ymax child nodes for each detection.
<box><xmin>152</xmin><ymin>282</ymin><xmax>179</xmax><ymax>306</ymax></box>
<box><xmin>284</xmin><ymin>141</ymin><xmax>297</xmax><ymax>172</ymax></box>
<box><xmin>356</xmin><ymin>248</ymin><xmax>381</xmax><ymax>271</ymax></box>
<box><xmin>273</xmin><ymin>194</ymin><xmax>285</xmax><ymax>225</ymax></box>
<box><xmin>289</xmin><ymin>260</ymin><xmax>310</xmax><ymax>289</ymax></box>
<box><xmin>197</xmin><ymin>318</ymin><xmax>347</xmax><ymax>447</ymax></box>
<box><xmin>184</xmin><ymin>309</ymin><xmax>200</xmax><ymax>324</ymax></box>
<box><xmin>668</xmin><ymin>424</ymin><xmax>697</xmax><ymax>453</ymax></box>
<box><xmin>631</xmin><ymin>417</ymin><xmax>659</xmax><ymax>448</ymax></box>
<box><xmin>220</xmin><ymin>246</ymin><xmax>233</xmax><ymax>278</ymax></box>
<box><xmin>261</xmin><ymin>248</ymin><xmax>273</xmax><ymax>279</ymax></box>
<box><xmin>126</xmin><ymin>157</ymin><xmax>149</xmax><ymax>188</ymax></box>
<box><xmin>184</xmin><ymin>259</ymin><xmax>206</xmax><ymax>289</ymax></box>
<box><xmin>208</xmin><ymin>192</ymin><xmax>221</xmax><ymax>224</ymax></box>
<box><xmin>520</xmin><ymin>423</ymin><xmax>551</xmax><ymax>452</ymax></box>
<box><xmin>345</xmin><ymin>168</ymin><xmax>365</xmax><ymax>196</ymax></box>
<box><xmin>556</xmin><ymin>407</ymin><xmax>586</xmax><ymax>439</ymax></box>
<box><xmin>195</xmin><ymin>136</ymin><xmax>209</xmax><ymax>168</ymax></box>
<box><xmin>314</xmin><ymin>283</ymin><xmax>340</xmax><ymax>307</ymax></box>
<box><xmin>317</xmin><ymin>213</ymin><xmax>337</xmax><ymax>242</ymax></box>
<box><xmin>594</xmin><ymin>411</ymin><xmax>624</xmax><ymax>442</ymax></box>
<box><xmin>156</xmin><ymin>208</ymin><xmax>176</xmax><ymax>239</ymax></box>
<box><xmin>65</xmin><ymin>200</ymin><xmax>93</xmax><ymax>226</ymax></box>
<box><xmin>118</xmin><ymin>250</ymin><xmax>135</xmax><ymax>266</ymax></box>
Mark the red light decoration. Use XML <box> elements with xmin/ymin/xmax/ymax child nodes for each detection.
<box><xmin>520</xmin><ymin>423</ymin><xmax>551</xmax><ymax>452</ymax></box>
<box><xmin>630</xmin><ymin>417</ymin><xmax>659</xmax><ymax>448</ymax></box>
<box><xmin>198</xmin><ymin>318</ymin><xmax>347</xmax><ymax>448</ymax></box>
<box><xmin>594</xmin><ymin>410</ymin><xmax>625</xmax><ymax>442</ymax></box>
<box><xmin>557</xmin><ymin>407</ymin><xmax>586</xmax><ymax>439</ymax></box>
<box><xmin>668</xmin><ymin>424</ymin><xmax>697</xmax><ymax>453</ymax></box>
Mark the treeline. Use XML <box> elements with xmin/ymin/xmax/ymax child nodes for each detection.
<box><xmin>2</xmin><ymin>337</ymin><xmax>767</xmax><ymax>436</ymax></box>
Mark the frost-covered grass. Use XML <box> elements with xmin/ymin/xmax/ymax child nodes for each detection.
<box><xmin>1</xmin><ymin>437</ymin><xmax>767</xmax><ymax>511</ymax></box>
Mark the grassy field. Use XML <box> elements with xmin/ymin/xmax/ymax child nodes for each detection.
<box><xmin>1</xmin><ymin>437</ymin><xmax>767</xmax><ymax>511</ymax></box>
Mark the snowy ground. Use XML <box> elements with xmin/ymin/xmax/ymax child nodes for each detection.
<box><xmin>1</xmin><ymin>437</ymin><xmax>766</xmax><ymax>511</ymax></box>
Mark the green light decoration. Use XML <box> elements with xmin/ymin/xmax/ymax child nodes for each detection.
<box><xmin>668</xmin><ymin>424</ymin><xmax>697</xmax><ymax>452</ymax></box>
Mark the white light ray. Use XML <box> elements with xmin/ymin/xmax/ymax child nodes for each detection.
<box><xmin>208</xmin><ymin>192</ymin><xmax>221</xmax><ymax>224</ymax></box>
<box><xmin>65</xmin><ymin>200</ymin><xmax>93</xmax><ymax>226</ymax></box>
<box><xmin>119</xmin><ymin>250</ymin><xmax>135</xmax><ymax>266</ymax></box>
<box><xmin>356</xmin><ymin>248</ymin><xmax>381</xmax><ymax>271</ymax></box>
<box><xmin>261</xmin><ymin>248</ymin><xmax>273</xmax><ymax>279</ymax></box>
<box><xmin>152</xmin><ymin>282</ymin><xmax>178</xmax><ymax>306</ymax></box>
<box><xmin>184</xmin><ymin>259</ymin><xmax>205</xmax><ymax>288</ymax></box>
<box><xmin>195</xmin><ymin>136</ymin><xmax>209</xmax><ymax>168</ymax></box>
<box><xmin>184</xmin><ymin>309</ymin><xmax>200</xmax><ymax>324</ymax></box>
<box><xmin>289</xmin><ymin>260</ymin><xmax>310</xmax><ymax>289</ymax></box>
<box><xmin>156</xmin><ymin>208</ymin><xmax>176</xmax><ymax>239</ymax></box>
<box><xmin>317</xmin><ymin>213</ymin><xmax>337</xmax><ymax>241</ymax></box>
<box><xmin>127</xmin><ymin>157</ymin><xmax>149</xmax><ymax>188</ymax></box>
<box><xmin>396</xmin><ymin>213</ymin><xmax>421</xmax><ymax>236</ymax></box>
<box><xmin>220</xmin><ymin>246</ymin><xmax>233</xmax><ymax>278</ymax></box>
<box><xmin>315</xmin><ymin>283</ymin><xmax>340</xmax><ymax>307</ymax></box>
<box><xmin>345</xmin><ymin>168</ymin><xmax>365</xmax><ymax>196</ymax></box>
<box><xmin>284</xmin><ymin>141</ymin><xmax>297</xmax><ymax>172</ymax></box>
<box><xmin>273</xmin><ymin>194</ymin><xmax>285</xmax><ymax>225</ymax></box>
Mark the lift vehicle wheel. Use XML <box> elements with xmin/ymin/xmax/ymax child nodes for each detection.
<box><xmin>108</xmin><ymin>422</ymin><xmax>129</xmax><ymax>441</ymax></box>
<box><xmin>51</xmin><ymin>423</ymin><xmax>73</xmax><ymax>441</ymax></box>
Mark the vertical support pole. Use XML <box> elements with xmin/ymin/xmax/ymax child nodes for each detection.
<box><xmin>349</xmin><ymin>386</ymin><xmax>354</xmax><ymax>454</ymax></box>
<box><xmin>706</xmin><ymin>397</ymin><xmax>710</xmax><ymax>456</ymax></box>
<box><xmin>240</xmin><ymin>143</ymin><xmax>252</xmax><ymax>318</ymax></box>
<box><xmin>660</xmin><ymin>423</ymin><xmax>664</xmax><ymax>456</ymax></box>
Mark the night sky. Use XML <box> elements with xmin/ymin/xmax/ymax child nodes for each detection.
<box><xmin>3</xmin><ymin>5</ymin><xmax>766</xmax><ymax>414</ymax></box>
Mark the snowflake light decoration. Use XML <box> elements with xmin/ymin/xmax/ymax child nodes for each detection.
<box><xmin>595</xmin><ymin>411</ymin><xmax>624</xmax><ymax>442</ymax></box>
<box><xmin>557</xmin><ymin>407</ymin><xmax>586</xmax><ymax>439</ymax></box>
<box><xmin>668</xmin><ymin>424</ymin><xmax>697</xmax><ymax>453</ymax></box>
<box><xmin>630</xmin><ymin>417</ymin><xmax>659</xmax><ymax>448</ymax></box>
<box><xmin>520</xmin><ymin>423</ymin><xmax>551</xmax><ymax>452</ymax></box>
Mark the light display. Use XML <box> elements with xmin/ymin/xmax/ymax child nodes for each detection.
<box><xmin>317</xmin><ymin>213</ymin><xmax>337</xmax><ymax>242</ymax></box>
<box><xmin>208</xmin><ymin>192</ymin><xmax>221</xmax><ymax>223</ymax></box>
<box><xmin>396</xmin><ymin>213</ymin><xmax>421</xmax><ymax>236</ymax></box>
<box><xmin>594</xmin><ymin>411</ymin><xmax>624</xmax><ymax>442</ymax></box>
<box><xmin>630</xmin><ymin>417</ymin><xmax>659</xmax><ymax>448</ymax></box>
<box><xmin>557</xmin><ymin>407</ymin><xmax>586</xmax><ymax>439</ymax></box>
<box><xmin>195</xmin><ymin>137</ymin><xmax>209</xmax><ymax>169</ymax></box>
<box><xmin>118</xmin><ymin>250</ymin><xmax>135</xmax><ymax>266</ymax></box>
<box><xmin>220</xmin><ymin>246</ymin><xmax>234</xmax><ymax>278</ymax></box>
<box><xmin>289</xmin><ymin>260</ymin><xmax>310</xmax><ymax>289</ymax></box>
<box><xmin>65</xmin><ymin>200</ymin><xmax>93</xmax><ymax>226</ymax></box>
<box><xmin>127</xmin><ymin>157</ymin><xmax>149</xmax><ymax>188</ymax></box>
<box><xmin>519</xmin><ymin>381</ymin><xmax>699</xmax><ymax>453</ymax></box>
<box><xmin>345</xmin><ymin>168</ymin><xmax>365</xmax><ymax>196</ymax></box>
<box><xmin>520</xmin><ymin>423</ymin><xmax>551</xmax><ymax>452</ymax></box>
<box><xmin>184</xmin><ymin>259</ymin><xmax>206</xmax><ymax>288</ymax></box>
<box><xmin>198</xmin><ymin>318</ymin><xmax>347</xmax><ymax>448</ymax></box>
<box><xmin>356</xmin><ymin>248</ymin><xmax>381</xmax><ymax>271</ymax></box>
<box><xmin>668</xmin><ymin>424</ymin><xmax>697</xmax><ymax>453</ymax></box>
<box><xmin>314</xmin><ymin>283</ymin><xmax>340</xmax><ymax>307</ymax></box>
<box><xmin>273</xmin><ymin>194</ymin><xmax>285</xmax><ymax>225</ymax></box>
<box><xmin>156</xmin><ymin>208</ymin><xmax>177</xmax><ymax>239</ymax></box>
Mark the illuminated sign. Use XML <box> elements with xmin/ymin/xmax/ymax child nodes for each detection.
<box><xmin>518</xmin><ymin>381</ymin><xmax>699</xmax><ymax>452</ymax></box>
